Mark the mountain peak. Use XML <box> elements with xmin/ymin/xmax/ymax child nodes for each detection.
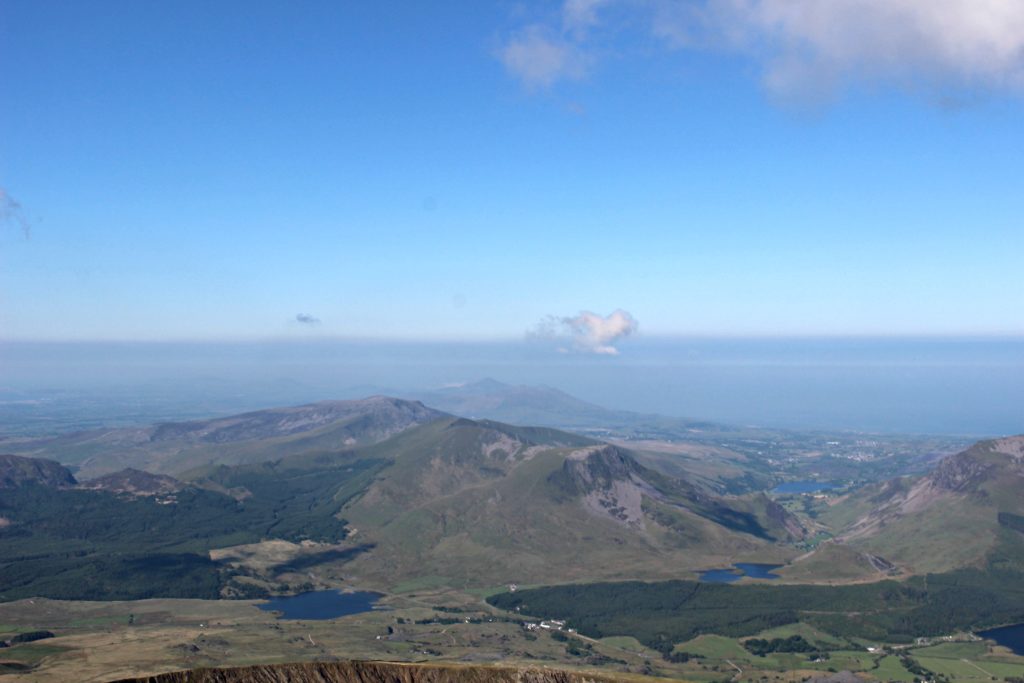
<box><xmin>79</xmin><ymin>468</ymin><xmax>183</xmax><ymax>496</ymax></box>
<box><xmin>0</xmin><ymin>454</ymin><xmax>77</xmax><ymax>489</ymax></box>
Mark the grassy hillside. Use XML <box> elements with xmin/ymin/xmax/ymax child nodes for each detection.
<box><xmin>335</xmin><ymin>418</ymin><xmax>800</xmax><ymax>587</ymax></box>
<box><xmin>812</xmin><ymin>436</ymin><xmax>1024</xmax><ymax>574</ymax></box>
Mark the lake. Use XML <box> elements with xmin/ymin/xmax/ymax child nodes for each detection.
<box><xmin>699</xmin><ymin>563</ymin><xmax>782</xmax><ymax>583</ymax></box>
<box><xmin>256</xmin><ymin>590</ymin><xmax>382</xmax><ymax>620</ymax></box>
<box><xmin>772</xmin><ymin>481</ymin><xmax>839</xmax><ymax>495</ymax></box>
<box><xmin>977</xmin><ymin>623</ymin><xmax>1024</xmax><ymax>656</ymax></box>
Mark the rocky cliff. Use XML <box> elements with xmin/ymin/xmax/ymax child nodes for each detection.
<box><xmin>111</xmin><ymin>660</ymin><xmax>643</xmax><ymax>683</ymax></box>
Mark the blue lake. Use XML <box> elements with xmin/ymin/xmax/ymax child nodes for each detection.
<box><xmin>977</xmin><ymin>623</ymin><xmax>1024</xmax><ymax>656</ymax></box>
<box><xmin>256</xmin><ymin>590</ymin><xmax>382</xmax><ymax>620</ymax></box>
<box><xmin>772</xmin><ymin>481</ymin><xmax>839</xmax><ymax>495</ymax></box>
<box><xmin>699</xmin><ymin>563</ymin><xmax>782</xmax><ymax>583</ymax></box>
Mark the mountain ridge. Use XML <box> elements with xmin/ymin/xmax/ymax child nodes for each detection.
<box><xmin>10</xmin><ymin>396</ymin><xmax>447</xmax><ymax>479</ymax></box>
<box><xmin>810</xmin><ymin>435</ymin><xmax>1024</xmax><ymax>575</ymax></box>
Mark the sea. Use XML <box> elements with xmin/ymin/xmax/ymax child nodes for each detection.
<box><xmin>2</xmin><ymin>337</ymin><xmax>1021</xmax><ymax>436</ymax></box>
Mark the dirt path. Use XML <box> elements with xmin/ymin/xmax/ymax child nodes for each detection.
<box><xmin>961</xmin><ymin>658</ymin><xmax>995</xmax><ymax>677</ymax></box>
<box><xmin>725</xmin><ymin>658</ymin><xmax>743</xmax><ymax>680</ymax></box>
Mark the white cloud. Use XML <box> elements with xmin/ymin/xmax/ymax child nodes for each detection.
<box><xmin>498</xmin><ymin>25</ymin><xmax>589</xmax><ymax>89</ymax></box>
<box><xmin>563</xmin><ymin>0</ymin><xmax>613</xmax><ymax>35</ymax></box>
<box><xmin>533</xmin><ymin>309</ymin><xmax>639</xmax><ymax>355</ymax></box>
<box><xmin>671</xmin><ymin>0</ymin><xmax>1024</xmax><ymax>98</ymax></box>
<box><xmin>501</xmin><ymin>0</ymin><xmax>1024</xmax><ymax>100</ymax></box>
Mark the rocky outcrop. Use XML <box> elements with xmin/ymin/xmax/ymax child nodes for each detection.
<box><xmin>928</xmin><ymin>450</ymin><xmax>992</xmax><ymax>492</ymax></box>
<box><xmin>555</xmin><ymin>445</ymin><xmax>643</xmax><ymax>496</ymax></box>
<box><xmin>111</xmin><ymin>660</ymin><xmax>637</xmax><ymax>683</ymax></box>
<box><xmin>0</xmin><ymin>454</ymin><xmax>76</xmax><ymax>489</ymax></box>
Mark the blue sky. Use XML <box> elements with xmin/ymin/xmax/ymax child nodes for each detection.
<box><xmin>2</xmin><ymin>0</ymin><xmax>1023</xmax><ymax>342</ymax></box>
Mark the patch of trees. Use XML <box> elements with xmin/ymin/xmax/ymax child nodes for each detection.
<box><xmin>0</xmin><ymin>458</ymin><xmax>387</xmax><ymax>601</ymax></box>
<box><xmin>8</xmin><ymin>630</ymin><xmax>54</xmax><ymax>644</ymax></box>
<box><xmin>900</xmin><ymin>655</ymin><xmax>934</xmax><ymax>679</ymax></box>
<box><xmin>663</xmin><ymin>651</ymin><xmax>697</xmax><ymax>663</ymax></box>
<box><xmin>487</xmin><ymin>567</ymin><xmax>1024</xmax><ymax>648</ymax></box>
<box><xmin>743</xmin><ymin>635</ymin><xmax>816</xmax><ymax>656</ymax></box>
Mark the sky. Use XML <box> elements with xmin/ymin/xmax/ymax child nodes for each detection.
<box><xmin>2</xmin><ymin>0</ymin><xmax>1024</xmax><ymax>343</ymax></box>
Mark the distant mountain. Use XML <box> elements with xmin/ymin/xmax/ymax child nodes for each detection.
<box><xmin>79</xmin><ymin>468</ymin><xmax>183</xmax><ymax>496</ymax></box>
<box><xmin>0</xmin><ymin>453</ymin><xmax>76</xmax><ymax>489</ymax></box>
<box><xmin>13</xmin><ymin>396</ymin><xmax>447</xmax><ymax>479</ymax></box>
<box><xmin>409</xmin><ymin>379</ymin><xmax>724</xmax><ymax>437</ymax></box>
<box><xmin>813</xmin><ymin>435</ymin><xmax>1024</xmax><ymax>574</ymax></box>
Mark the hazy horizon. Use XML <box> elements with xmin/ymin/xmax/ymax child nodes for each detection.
<box><xmin>3</xmin><ymin>336</ymin><xmax>1020</xmax><ymax>436</ymax></box>
<box><xmin>2</xmin><ymin>3</ymin><xmax>1022</xmax><ymax>434</ymax></box>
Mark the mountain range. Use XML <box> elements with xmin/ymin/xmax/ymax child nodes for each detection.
<box><xmin>1</xmin><ymin>390</ymin><xmax>1017</xmax><ymax>604</ymax></box>
<box><xmin>0</xmin><ymin>398</ymin><xmax>803</xmax><ymax>600</ymax></box>
<box><xmin>11</xmin><ymin>396</ymin><xmax>445</xmax><ymax>480</ymax></box>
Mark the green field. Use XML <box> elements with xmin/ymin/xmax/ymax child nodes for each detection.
<box><xmin>752</xmin><ymin>622</ymin><xmax>846</xmax><ymax>648</ymax></box>
<box><xmin>676</xmin><ymin>634</ymin><xmax>748</xmax><ymax>660</ymax></box>
<box><xmin>872</xmin><ymin>655</ymin><xmax>916</xmax><ymax>682</ymax></box>
<box><xmin>909</xmin><ymin>640</ymin><xmax>1024</xmax><ymax>682</ymax></box>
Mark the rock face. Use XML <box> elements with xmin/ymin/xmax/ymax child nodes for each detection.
<box><xmin>112</xmin><ymin>661</ymin><xmax>636</xmax><ymax>683</ymax></box>
<box><xmin>549</xmin><ymin>445</ymin><xmax>801</xmax><ymax>542</ymax></box>
<box><xmin>0</xmin><ymin>454</ymin><xmax>76</xmax><ymax>489</ymax></box>
<box><xmin>928</xmin><ymin>449</ymin><xmax>993</xmax><ymax>492</ymax></box>
<box><xmin>555</xmin><ymin>445</ymin><xmax>644</xmax><ymax>496</ymax></box>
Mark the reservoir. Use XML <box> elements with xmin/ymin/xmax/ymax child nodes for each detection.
<box><xmin>772</xmin><ymin>481</ymin><xmax>839</xmax><ymax>495</ymax></box>
<box><xmin>699</xmin><ymin>563</ymin><xmax>782</xmax><ymax>583</ymax></box>
<box><xmin>978</xmin><ymin>623</ymin><xmax>1024</xmax><ymax>656</ymax></box>
<box><xmin>256</xmin><ymin>590</ymin><xmax>382</xmax><ymax>620</ymax></box>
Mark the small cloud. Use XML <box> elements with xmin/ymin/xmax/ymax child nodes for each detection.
<box><xmin>563</xmin><ymin>0</ymin><xmax>611</xmax><ymax>36</ymax></box>
<box><xmin>498</xmin><ymin>25</ymin><xmax>589</xmax><ymax>89</ymax></box>
<box><xmin>531</xmin><ymin>309</ymin><xmax>638</xmax><ymax>355</ymax></box>
<box><xmin>295</xmin><ymin>313</ymin><xmax>321</xmax><ymax>326</ymax></box>
<box><xmin>0</xmin><ymin>188</ymin><xmax>31</xmax><ymax>239</ymax></box>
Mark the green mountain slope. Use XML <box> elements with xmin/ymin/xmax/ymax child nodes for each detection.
<box><xmin>1</xmin><ymin>410</ymin><xmax>807</xmax><ymax>600</ymax></box>
<box><xmin>327</xmin><ymin>418</ymin><xmax>803</xmax><ymax>587</ymax></box>
<box><xmin>812</xmin><ymin>435</ymin><xmax>1024</xmax><ymax>574</ymax></box>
